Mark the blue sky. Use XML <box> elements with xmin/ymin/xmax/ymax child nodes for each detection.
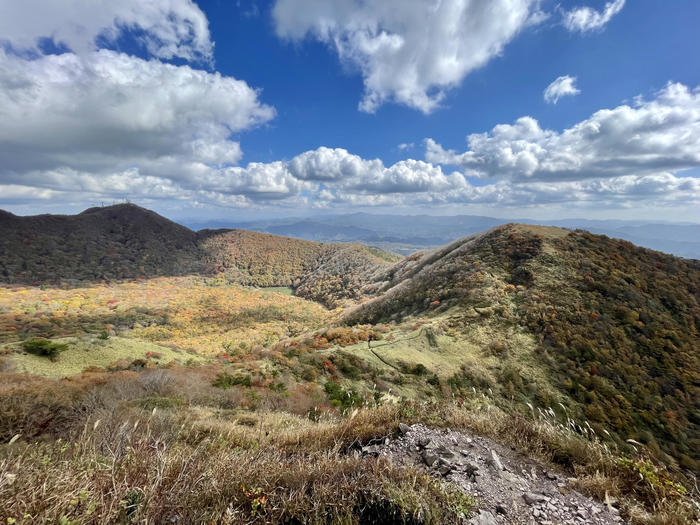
<box><xmin>0</xmin><ymin>0</ymin><xmax>699</xmax><ymax>222</ymax></box>
<box><xmin>214</xmin><ymin>0</ymin><xmax>700</xmax><ymax>164</ymax></box>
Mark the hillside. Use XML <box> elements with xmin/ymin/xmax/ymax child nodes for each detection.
<box><xmin>199</xmin><ymin>229</ymin><xmax>400</xmax><ymax>306</ymax></box>
<box><xmin>0</xmin><ymin>204</ymin><xmax>203</xmax><ymax>282</ymax></box>
<box><xmin>1</xmin><ymin>219</ymin><xmax>698</xmax><ymax>523</ymax></box>
<box><xmin>344</xmin><ymin>224</ymin><xmax>700</xmax><ymax>471</ymax></box>
<box><xmin>0</xmin><ymin>205</ymin><xmax>399</xmax><ymax>307</ymax></box>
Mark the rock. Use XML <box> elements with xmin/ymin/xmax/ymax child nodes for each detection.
<box><xmin>546</xmin><ymin>470</ymin><xmax>558</xmax><ymax>480</ymax></box>
<box><xmin>499</xmin><ymin>471</ymin><xmax>521</xmax><ymax>484</ymax></box>
<box><xmin>438</xmin><ymin>464</ymin><xmax>452</xmax><ymax>476</ymax></box>
<box><xmin>469</xmin><ymin>510</ymin><xmax>498</xmax><ymax>525</ymax></box>
<box><xmin>422</xmin><ymin>450</ymin><xmax>439</xmax><ymax>467</ymax></box>
<box><xmin>522</xmin><ymin>492</ymin><xmax>546</xmax><ymax>505</ymax></box>
<box><xmin>361</xmin><ymin>444</ymin><xmax>380</xmax><ymax>456</ymax></box>
<box><xmin>435</xmin><ymin>444</ymin><xmax>455</xmax><ymax>459</ymax></box>
<box><xmin>464</xmin><ymin>462</ymin><xmax>479</xmax><ymax>475</ymax></box>
<box><xmin>495</xmin><ymin>503</ymin><xmax>507</xmax><ymax>515</ymax></box>
<box><xmin>398</xmin><ymin>422</ymin><xmax>411</xmax><ymax>435</ymax></box>
<box><xmin>489</xmin><ymin>449</ymin><xmax>504</xmax><ymax>471</ymax></box>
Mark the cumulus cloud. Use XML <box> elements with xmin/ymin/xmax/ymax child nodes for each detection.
<box><xmin>0</xmin><ymin>49</ymin><xmax>275</xmax><ymax>182</ymax></box>
<box><xmin>0</xmin><ymin>0</ymin><xmax>213</xmax><ymax>62</ymax></box>
<box><xmin>273</xmin><ymin>0</ymin><xmax>543</xmax><ymax>113</ymax></box>
<box><xmin>0</xmin><ymin>0</ymin><xmax>696</xmax><ymax>216</ymax></box>
<box><xmin>2</xmin><ymin>142</ymin><xmax>698</xmax><ymax>212</ymax></box>
<box><xmin>288</xmin><ymin>147</ymin><xmax>379</xmax><ymax>182</ymax></box>
<box><xmin>426</xmin><ymin>82</ymin><xmax>700</xmax><ymax>182</ymax></box>
<box><xmin>543</xmin><ymin>75</ymin><xmax>581</xmax><ymax>104</ymax></box>
<box><xmin>0</xmin><ymin>1</ymin><xmax>286</xmax><ymax>209</ymax></box>
<box><xmin>562</xmin><ymin>0</ymin><xmax>625</xmax><ymax>33</ymax></box>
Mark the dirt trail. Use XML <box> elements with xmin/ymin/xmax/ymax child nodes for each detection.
<box><xmin>360</xmin><ymin>424</ymin><xmax>624</xmax><ymax>525</ymax></box>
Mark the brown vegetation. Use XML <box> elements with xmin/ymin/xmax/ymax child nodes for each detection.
<box><xmin>0</xmin><ymin>365</ymin><xmax>695</xmax><ymax>524</ymax></box>
<box><xmin>344</xmin><ymin>224</ymin><xmax>700</xmax><ymax>473</ymax></box>
<box><xmin>0</xmin><ymin>204</ymin><xmax>399</xmax><ymax>308</ymax></box>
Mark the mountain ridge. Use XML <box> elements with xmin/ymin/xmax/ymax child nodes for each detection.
<box><xmin>345</xmin><ymin>223</ymin><xmax>700</xmax><ymax>471</ymax></box>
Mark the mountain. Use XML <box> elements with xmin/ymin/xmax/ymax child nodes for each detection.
<box><xmin>0</xmin><ymin>204</ymin><xmax>398</xmax><ymax>307</ymax></box>
<box><xmin>344</xmin><ymin>224</ymin><xmax>700</xmax><ymax>471</ymax></box>
<box><xmin>0</xmin><ymin>204</ymin><xmax>203</xmax><ymax>282</ymax></box>
<box><xmin>194</xmin><ymin>213</ymin><xmax>700</xmax><ymax>258</ymax></box>
<box><xmin>2</xmin><ymin>209</ymin><xmax>698</xmax><ymax>522</ymax></box>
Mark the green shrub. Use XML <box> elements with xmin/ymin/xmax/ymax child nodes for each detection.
<box><xmin>427</xmin><ymin>374</ymin><xmax>440</xmax><ymax>387</ymax></box>
<box><xmin>324</xmin><ymin>381</ymin><xmax>363</xmax><ymax>411</ymax></box>
<box><xmin>213</xmin><ymin>373</ymin><xmax>252</xmax><ymax>389</ymax></box>
<box><xmin>22</xmin><ymin>338</ymin><xmax>68</xmax><ymax>359</ymax></box>
<box><xmin>138</xmin><ymin>397</ymin><xmax>186</xmax><ymax>410</ymax></box>
<box><xmin>408</xmin><ymin>363</ymin><xmax>429</xmax><ymax>376</ymax></box>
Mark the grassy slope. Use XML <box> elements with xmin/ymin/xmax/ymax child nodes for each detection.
<box><xmin>6</xmin><ymin>336</ymin><xmax>205</xmax><ymax>377</ymax></box>
<box><xmin>0</xmin><ymin>219</ymin><xmax>697</xmax><ymax>523</ymax></box>
<box><xmin>344</xmin><ymin>224</ymin><xmax>700</xmax><ymax>472</ymax></box>
<box><xmin>0</xmin><ymin>371</ymin><xmax>694</xmax><ymax>524</ymax></box>
<box><xmin>0</xmin><ymin>277</ymin><xmax>329</xmax><ymax>377</ymax></box>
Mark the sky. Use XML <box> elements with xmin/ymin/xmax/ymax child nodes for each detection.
<box><xmin>0</xmin><ymin>0</ymin><xmax>699</xmax><ymax>222</ymax></box>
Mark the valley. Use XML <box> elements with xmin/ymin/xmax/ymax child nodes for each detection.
<box><xmin>0</xmin><ymin>205</ymin><xmax>698</xmax><ymax>525</ymax></box>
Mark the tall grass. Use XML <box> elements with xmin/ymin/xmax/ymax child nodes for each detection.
<box><xmin>0</xmin><ymin>368</ymin><xmax>696</xmax><ymax>525</ymax></box>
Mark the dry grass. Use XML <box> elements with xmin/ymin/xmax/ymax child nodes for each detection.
<box><xmin>0</xmin><ymin>365</ymin><xmax>696</xmax><ymax>525</ymax></box>
<box><xmin>0</xmin><ymin>402</ymin><xmax>471</xmax><ymax>524</ymax></box>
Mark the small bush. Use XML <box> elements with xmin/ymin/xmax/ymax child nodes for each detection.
<box><xmin>407</xmin><ymin>363</ymin><xmax>429</xmax><ymax>376</ymax></box>
<box><xmin>213</xmin><ymin>373</ymin><xmax>252</xmax><ymax>389</ymax></box>
<box><xmin>324</xmin><ymin>381</ymin><xmax>363</xmax><ymax>411</ymax></box>
<box><xmin>22</xmin><ymin>338</ymin><xmax>68</xmax><ymax>359</ymax></box>
<box><xmin>138</xmin><ymin>397</ymin><xmax>186</xmax><ymax>410</ymax></box>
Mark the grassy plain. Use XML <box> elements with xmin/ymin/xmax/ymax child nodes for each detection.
<box><xmin>0</xmin><ymin>277</ymin><xmax>330</xmax><ymax>375</ymax></box>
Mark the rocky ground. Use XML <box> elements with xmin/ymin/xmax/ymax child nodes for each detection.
<box><xmin>359</xmin><ymin>423</ymin><xmax>624</xmax><ymax>525</ymax></box>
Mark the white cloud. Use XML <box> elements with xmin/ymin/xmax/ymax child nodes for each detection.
<box><xmin>0</xmin><ymin>48</ymin><xmax>275</xmax><ymax>184</ymax></box>
<box><xmin>562</xmin><ymin>0</ymin><xmax>625</xmax><ymax>33</ymax></box>
<box><xmin>426</xmin><ymin>83</ymin><xmax>700</xmax><ymax>182</ymax></box>
<box><xmin>0</xmin><ymin>0</ymin><xmax>213</xmax><ymax>62</ymax></box>
<box><xmin>2</xmin><ymin>144</ymin><xmax>699</xmax><ymax>213</ymax></box>
<box><xmin>543</xmin><ymin>75</ymin><xmax>581</xmax><ymax>104</ymax></box>
<box><xmin>0</xmin><ymin>1</ymin><xmax>696</xmax><ymax>217</ymax></box>
<box><xmin>272</xmin><ymin>0</ymin><xmax>543</xmax><ymax>113</ymax></box>
<box><xmin>288</xmin><ymin>147</ymin><xmax>379</xmax><ymax>181</ymax></box>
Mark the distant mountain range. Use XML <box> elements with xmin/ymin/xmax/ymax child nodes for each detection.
<box><xmin>184</xmin><ymin>213</ymin><xmax>700</xmax><ymax>259</ymax></box>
